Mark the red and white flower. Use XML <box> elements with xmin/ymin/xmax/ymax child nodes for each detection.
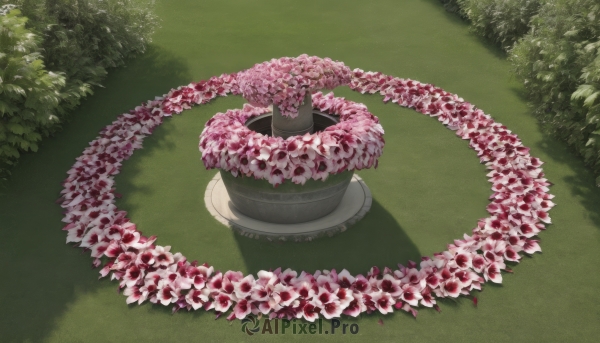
<box><xmin>343</xmin><ymin>292</ymin><xmax>366</xmax><ymax>317</ymax></box>
<box><xmin>213</xmin><ymin>292</ymin><xmax>234</xmax><ymax>313</ymax></box>
<box><xmin>313</xmin><ymin>288</ymin><xmax>343</xmax><ymax>319</ymax></box>
<box><xmin>186</xmin><ymin>288</ymin><xmax>210</xmax><ymax>310</ymax></box>
<box><xmin>371</xmin><ymin>291</ymin><xmax>394</xmax><ymax>314</ymax></box>
<box><xmin>233</xmin><ymin>274</ymin><xmax>255</xmax><ymax>299</ymax></box>
<box><xmin>233</xmin><ymin>298</ymin><xmax>253</xmax><ymax>319</ymax></box>
<box><xmin>152</xmin><ymin>246</ymin><xmax>174</xmax><ymax>267</ymax></box>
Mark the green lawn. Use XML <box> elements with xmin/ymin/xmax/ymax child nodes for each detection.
<box><xmin>1</xmin><ymin>0</ymin><xmax>599</xmax><ymax>342</ymax></box>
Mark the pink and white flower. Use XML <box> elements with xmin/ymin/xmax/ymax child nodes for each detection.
<box><xmin>273</xmin><ymin>284</ymin><xmax>299</xmax><ymax>307</ymax></box>
<box><xmin>233</xmin><ymin>298</ymin><xmax>253</xmax><ymax>319</ymax></box>
<box><xmin>301</xmin><ymin>302</ymin><xmax>321</xmax><ymax>322</ymax></box>
<box><xmin>371</xmin><ymin>291</ymin><xmax>394</xmax><ymax>314</ymax></box>
<box><xmin>213</xmin><ymin>292</ymin><xmax>234</xmax><ymax>313</ymax></box>
<box><xmin>342</xmin><ymin>292</ymin><xmax>366</xmax><ymax>317</ymax></box>
<box><xmin>233</xmin><ymin>274</ymin><xmax>255</xmax><ymax>299</ymax></box>
<box><xmin>186</xmin><ymin>288</ymin><xmax>210</xmax><ymax>310</ymax></box>
<box><xmin>313</xmin><ymin>288</ymin><xmax>343</xmax><ymax>319</ymax></box>
<box><xmin>157</xmin><ymin>279</ymin><xmax>179</xmax><ymax>306</ymax></box>
<box><xmin>400</xmin><ymin>284</ymin><xmax>423</xmax><ymax>307</ymax></box>
<box><xmin>152</xmin><ymin>246</ymin><xmax>174</xmax><ymax>267</ymax></box>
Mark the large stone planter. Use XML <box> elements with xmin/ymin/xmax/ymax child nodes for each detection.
<box><xmin>219</xmin><ymin>109</ymin><xmax>354</xmax><ymax>224</ymax></box>
<box><xmin>220</xmin><ymin>169</ymin><xmax>354</xmax><ymax>224</ymax></box>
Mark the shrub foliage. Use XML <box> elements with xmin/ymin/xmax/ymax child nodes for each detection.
<box><xmin>441</xmin><ymin>0</ymin><xmax>600</xmax><ymax>185</ymax></box>
<box><xmin>511</xmin><ymin>0</ymin><xmax>600</xmax><ymax>185</ymax></box>
<box><xmin>0</xmin><ymin>1</ymin><xmax>158</xmax><ymax>180</ymax></box>
<box><xmin>9</xmin><ymin>0</ymin><xmax>159</xmax><ymax>112</ymax></box>
<box><xmin>0</xmin><ymin>9</ymin><xmax>64</xmax><ymax>176</ymax></box>
<box><xmin>438</xmin><ymin>0</ymin><xmax>467</xmax><ymax>18</ymax></box>
<box><xmin>462</xmin><ymin>0</ymin><xmax>540</xmax><ymax>50</ymax></box>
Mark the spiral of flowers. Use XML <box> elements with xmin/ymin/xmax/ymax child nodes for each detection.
<box><xmin>199</xmin><ymin>92</ymin><xmax>384</xmax><ymax>186</ymax></box>
<box><xmin>237</xmin><ymin>54</ymin><xmax>352</xmax><ymax>118</ymax></box>
<box><xmin>58</xmin><ymin>64</ymin><xmax>554</xmax><ymax>321</ymax></box>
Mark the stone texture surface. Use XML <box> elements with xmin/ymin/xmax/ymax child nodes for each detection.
<box><xmin>220</xmin><ymin>170</ymin><xmax>353</xmax><ymax>224</ymax></box>
<box><xmin>271</xmin><ymin>93</ymin><xmax>314</xmax><ymax>139</ymax></box>
<box><xmin>204</xmin><ymin>172</ymin><xmax>372</xmax><ymax>241</ymax></box>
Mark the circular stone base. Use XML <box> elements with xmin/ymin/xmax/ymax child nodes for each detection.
<box><xmin>204</xmin><ymin>173</ymin><xmax>372</xmax><ymax>242</ymax></box>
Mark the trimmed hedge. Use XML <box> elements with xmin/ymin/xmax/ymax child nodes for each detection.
<box><xmin>461</xmin><ymin>0</ymin><xmax>540</xmax><ymax>50</ymax></box>
<box><xmin>441</xmin><ymin>0</ymin><xmax>600</xmax><ymax>185</ymax></box>
<box><xmin>11</xmin><ymin>0</ymin><xmax>159</xmax><ymax>112</ymax></box>
<box><xmin>511</xmin><ymin>0</ymin><xmax>600</xmax><ymax>185</ymax></box>
<box><xmin>439</xmin><ymin>0</ymin><xmax>467</xmax><ymax>18</ymax></box>
<box><xmin>0</xmin><ymin>1</ymin><xmax>158</xmax><ymax>180</ymax></box>
<box><xmin>0</xmin><ymin>9</ymin><xmax>64</xmax><ymax>173</ymax></box>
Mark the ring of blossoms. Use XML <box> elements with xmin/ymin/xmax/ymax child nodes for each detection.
<box><xmin>199</xmin><ymin>92</ymin><xmax>384</xmax><ymax>187</ymax></box>
<box><xmin>58</xmin><ymin>58</ymin><xmax>554</xmax><ymax>321</ymax></box>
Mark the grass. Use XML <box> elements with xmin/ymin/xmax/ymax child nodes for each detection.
<box><xmin>0</xmin><ymin>0</ymin><xmax>598</xmax><ymax>342</ymax></box>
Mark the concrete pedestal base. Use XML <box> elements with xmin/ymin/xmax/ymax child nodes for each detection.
<box><xmin>204</xmin><ymin>173</ymin><xmax>372</xmax><ymax>241</ymax></box>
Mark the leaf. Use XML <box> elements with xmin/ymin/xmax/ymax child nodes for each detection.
<box><xmin>3</xmin><ymin>84</ymin><xmax>26</xmax><ymax>97</ymax></box>
<box><xmin>25</xmin><ymin>131</ymin><xmax>41</xmax><ymax>141</ymax></box>
<box><xmin>1</xmin><ymin>145</ymin><xmax>19</xmax><ymax>158</ymax></box>
<box><xmin>564</xmin><ymin>30</ymin><xmax>579</xmax><ymax>37</ymax></box>
<box><xmin>584</xmin><ymin>92</ymin><xmax>599</xmax><ymax>108</ymax></box>
<box><xmin>7</xmin><ymin>123</ymin><xmax>24</xmax><ymax>135</ymax></box>
<box><xmin>0</xmin><ymin>100</ymin><xmax>16</xmax><ymax>115</ymax></box>
<box><xmin>586</xmin><ymin>137</ymin><xmax>596</xmax><ymax>146</ymax></box>
<box><xmin>572</xmin><ymin>84</ymin><xmax>596</xmax><ymax>101</ymax></box>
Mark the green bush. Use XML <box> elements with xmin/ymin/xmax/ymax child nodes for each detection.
<box><xmin>438</xmin><ymin>0</ymin><xmax>467</xmax><ymax>18</ymax></box>
<box><xmin>0</xmin><ymin>8</ymin><xmax>64</xmax><ymax>179</ymax></box>
<box><xmin>5</xmin><ymin>0</ymin><xmax>159</xmax><ymax>113</ymax></box>
<box><xmin>0</xmin><ymin>1</ymin><xmax>157</xmax><ymax>180</ymax></box>
<box><xmin>511</xmin><ymin>0</ymin><xmax>600</xmax><ymax>185</ymax></box>
<box><xmin>461</xmin><ymin>0</ymin><xmax>541</xmax><ymax>50</ymax></box>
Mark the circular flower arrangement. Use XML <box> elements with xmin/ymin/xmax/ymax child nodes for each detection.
<box><xmin>200</xmin><ymin>91</ymin><xmax>384</xmax><ymax>186</ymax></box>
<box><xmin>58</xmin><ymin>57</ymin><xmax>554</xmax><ymax>321</ymax></box>
<box><xmin>237</xmin><ymin>54</ymin><xmax>352</xmax><ymax>118</ymax></box>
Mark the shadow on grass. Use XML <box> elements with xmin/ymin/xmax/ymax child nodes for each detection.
<box><xmin>112</xmin><ymin>107</ymin><xmax>180</xmax><ymax>215</ymax></box>
<box><xmin>510</xmin><ymin>87</ymin><xmax>600</xmax><ymax>229</ymax></box>
<box><xmin>537</xmin><ymin>129</ymin><xmax>600</xmax><ymax>227</ymax></box>
<box><xmin>422</xmin><ymin>0</ymin><xmax>508</xmax><ymax>61</ymax></box>
<box><xmin>233</xmin><ymin>200</ymin><xmax>422</xmax><ymax>276</ymax></box>
<box><xmin>0</xmin><ymin>45</ymin><xmax>191</xmax><ymax>343</ymax></box>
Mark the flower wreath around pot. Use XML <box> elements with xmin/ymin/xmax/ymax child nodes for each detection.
<box><xmin>199</xmin><ymin>91</ymin><xmax>385</xmax><ymax>187</ymax></box>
